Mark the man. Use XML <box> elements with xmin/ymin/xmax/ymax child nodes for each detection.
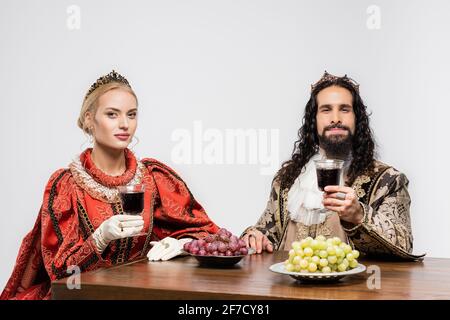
<box><xmin>242</xmin><ymin>71</ymin><xmax>424</xmax><ymax>260</ymax></box>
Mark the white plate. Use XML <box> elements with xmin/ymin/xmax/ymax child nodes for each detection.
<box><xmin>269</xmin><ymin>262</ymin><xmax>366</xmax><ymax>282</ymax></box>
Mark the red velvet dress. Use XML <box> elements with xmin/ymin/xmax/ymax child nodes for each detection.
<box><xmin>1</xmin><ymin>148</ymin><xmax>219</xmax><ymax>300</ymax></box>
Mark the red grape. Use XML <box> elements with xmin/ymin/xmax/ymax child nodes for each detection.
<box><xmin>190</xmin><ymin>229</ymin><xmax>250</xmax><ymax>257</ymax></box>
<box><xmin>240</xmin><ymin>247</ymin><xmax>248</xmax><ymax>255</ymax></box>
<box><xmin>218</xmin><ymin>242</ymin><xmax>227</xmax><ymax>253</ymax></box>
<box><xmin>197</xmin><ymin>239</ymin><xmax>206</xmax><ymax>247</ymax></box>
<box><xmin>229</xmin><ymin>242</ymin><xmax>239</xmax><ymax>252</ymax></box>
<box><xmin>191</xmin><ymin>246</ymin><xmax>199</xmax><ymax>254</ymax></box>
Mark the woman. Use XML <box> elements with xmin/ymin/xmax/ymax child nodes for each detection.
<box><xmin>1</xmin><ymin>70</ymin><xmax>219</xmax><ymax>300</ymax></box>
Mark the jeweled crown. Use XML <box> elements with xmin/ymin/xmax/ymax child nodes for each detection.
<box><xmin>311</xmin><ymin>71</ymin><xmax>360</xmax><ymax>93</ymax></box>
<box><xmin>84</xmin><ymin>70</ymin><xmax>131</xmax><ymax>100</ymax></box>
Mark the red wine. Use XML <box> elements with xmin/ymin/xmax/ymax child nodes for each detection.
<box><xmin>316</xmin><ymin>168</ymin><xmax>340</xmax><ymax>191</ymax></box>
<box><xmin>119</xmin><ymin>191</ymin><xmax>144</xmax><ymax>215</ymax></box>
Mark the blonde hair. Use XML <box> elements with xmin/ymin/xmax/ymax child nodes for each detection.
<box><xmin>77</xmin><ymin>82</ymin><xmax>138</xmax><ymax>135</ymax></box>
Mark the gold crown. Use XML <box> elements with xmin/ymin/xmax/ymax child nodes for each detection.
<box><xmin>311</xmin><ymin>71</ymin><xmax>360</xmax><ymax>93</ymax></box>
<box><xmin>84</xmin><ymin>70</ymin><xmax>131</xmax><ymax>100</ymax></box>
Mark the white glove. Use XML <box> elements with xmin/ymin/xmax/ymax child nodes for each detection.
<box><xmin>147</xmin><ymin>237</ymin><xmax>191</xmax><ymax>261</ymax></box>
<box><xmin>92</xmin><ymin>215</ymin><xmax>144</xmax><ymax>253</ymax></box>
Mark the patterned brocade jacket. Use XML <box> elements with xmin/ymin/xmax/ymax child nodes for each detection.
<box><xmin>246</xmin><ymin>161</ymin><xmax>425</xmax><ymax>261</ymax></box>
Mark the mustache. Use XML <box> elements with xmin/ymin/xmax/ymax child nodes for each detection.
<box><xmin>323</xmin><ymin>124</ymin><xmax>351</xmax><ymax>133</ymax></box>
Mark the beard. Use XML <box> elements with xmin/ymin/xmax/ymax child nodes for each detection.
<box><xmin>318</xmin><ymin>124</ymin><xmax>353</xmax><ymax>160</ymax></box>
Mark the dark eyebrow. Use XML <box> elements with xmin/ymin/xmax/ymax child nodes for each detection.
<box><xmin>318</xmin><ymin>104</ymin><xmax>332</xmax><ymax>110</ymax></box>
<box><xmin>105</xmin><ymin>107</ymin><xmax>138</xmax><ymax>112</ymax></box>
<box><xmin>318</xmin><ymin>104</ymin><xmax>353</xmax><ymax>110</ymax></box>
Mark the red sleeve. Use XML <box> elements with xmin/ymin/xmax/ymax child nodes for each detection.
<box><xmin>41</xmin><ymin>169</ymin><xmax>108</xmax><ymax>280</ymax></box>
<box><xmin>142</xmin><ymin>159</ymin><xmax>220</xmax><ymax>240</ymax></box>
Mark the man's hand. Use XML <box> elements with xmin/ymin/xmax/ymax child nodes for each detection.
<box><xmin>241</xmin><ymin>229</ymin><xmax>273</xmax><ymax>254</ymax></box>
<box><xmin>323</xmin><ymin>185</ymin><xmax>364</xmax><ymax>225</ymax></box>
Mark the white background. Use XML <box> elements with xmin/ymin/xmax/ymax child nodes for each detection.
<box><xmin>1</xmin><ymin>0</ymin><xmax>449</xmax><ymax>289</ymax></box>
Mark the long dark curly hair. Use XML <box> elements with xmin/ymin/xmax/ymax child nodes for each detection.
<box><xmin>276</xmin><ymin>77</ymin><xmax>376</xmax><ymax>190</ymax></box>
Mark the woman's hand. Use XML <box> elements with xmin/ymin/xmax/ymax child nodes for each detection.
<box><xmin>92</xmin><ymin>215</ymin><xmax>144</xmax><ymax>252</ymax></box>
<box><xmin>241</xmin><ymin>229</ymin><xmax>273</xmax><ymax>254</ymax></box>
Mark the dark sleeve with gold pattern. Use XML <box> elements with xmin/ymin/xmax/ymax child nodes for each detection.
<box><xmin>344</xmin><ymin>168</ymin><xmax>424</xmax><ymax>260</ymax></box>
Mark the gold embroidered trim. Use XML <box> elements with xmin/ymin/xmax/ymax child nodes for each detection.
<box><xmin>295</xmin><ymin>223</ymin><xmax>310</xmax><ymax>241</ymax></box>
<box><xmin>69</xmin><ymin>154</ymin><xmax>146</xmax><ymax>203</ymax></box>
<box><xmin>352</xmin><ymin>175</ymin><xmax>370</xmax><ymax>199</ymax></box>
<box><xmin>277</xmin><ymin>189</ymin><xmax>290</xmax><ymax>250</ymax></box>
<box><xmin>77</xmin><ymin>200</ymin><xmax>95</xmax><ymax>234</ymax></box>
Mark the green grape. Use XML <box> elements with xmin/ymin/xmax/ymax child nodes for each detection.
<box><xmin>332</xmin><ymin>237</ymin><xmax>342</xmax><ymax>245</ymax></box>
<box><xmin>316</xmin><ymin>235</ymin><xmax>326</xmax><ymax>242</ymax></box>
<box><xmin>328</xmin><ymin>256</ymin><xmax>338</xmax><ymax>264</ymax></box>
<box><xmin>343</xmin><ymin>244</ymin><xmax>352</xmax><ymax>254</ymax></box>
<box><xmin>292</xmin><ymin>241</ymin><xmax>301</xmax><ymax>251</ymax></box>
<box><xmin>300</xmin><ymin>239</ymin><xmax>309</xmax><ymax>248</ymax></box>
<box><xmin>321</xmin><ymin>266</ymin><xmax>331</xmax><ymax>273</ymax></box>
<box><xmin>304</xmin><ymin>247</ymin><xmax>314</xmax><ymax>257</ymax></box>
<box><xmin>319</xmin><ymin>250</ymin><xmax>328</xmax><ymax>258</ymax></box>
<box><xmin>294</xmin><ymin>236</ymin><xmax>361</xmax><ymax>274</ymax></box>
<box><xmin>300</xmin><ymin>259</ymin><xmax>309</xmax><ymax>269</ymax></box>
<box><xmin>284</xmin><ymin>259</ymin><xmax>289</xmax><ymax>265</ymax></box>
<box><xmin>337</xmin><ymin>263</ymin><xmax>347</xmax><ymax>272</ymax></box>
<box><xmin>327</xmin><ymin>246</ymin><xmax>336</xmax><ymax>256</ymax></box>
<box><xmin>318</xmin><ymin>241</ymin><xmax>328</xmax><ymax>250</ymax></box>
<box><xmin>311</xmin><ymin>256</ymin><xmax>320</xmax><ymax>264</ymax></box>
<box><xmin>308</xmin><ymin>262</ymin><xmax>318</xmax><ymax>273</ymax></box>
<box><xmin>342</xmin><ymin>258</ymin><xmax>349</xmax><ymax>268</ymax></box>
<box><xmin>286</xmin><ymin>263</ymin><xmax>295</xmax><ymax>272</ymax></box>
<box><xmin>289</xmin><ymin>249</ymin><xmax>295</xmax><ymax>258</ymax></box>
<box><xmin>319</xmin><ymin>258</ymin><xmax>328</xmax><ymax>267</ymax></box>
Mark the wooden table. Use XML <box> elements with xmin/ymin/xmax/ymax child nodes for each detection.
<box><xmin>51</xmin><ymin>251</ymin><xmax>450</xmax><ymax>299</ymax></box>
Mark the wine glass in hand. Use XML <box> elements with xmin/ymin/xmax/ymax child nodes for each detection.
<box><xmin>117</xmin><ymin>184</ymin><xmax>146</xmax><ymax>236</ymax></box>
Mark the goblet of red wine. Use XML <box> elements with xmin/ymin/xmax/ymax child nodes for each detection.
<box><xmin>117</xmin><ymin>184</ymin><xmax>146</xmax><ymax>236</ymax></box>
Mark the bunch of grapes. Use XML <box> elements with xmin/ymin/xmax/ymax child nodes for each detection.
<box><xmin>183</xmin><ymin>228</ymin><xmax>249</xmax><ymax>257</ymax></box>
<box><xmin>284</xmin><ymin>236</ymin><xmax>360</xmax><ymax>273</ymax></box>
